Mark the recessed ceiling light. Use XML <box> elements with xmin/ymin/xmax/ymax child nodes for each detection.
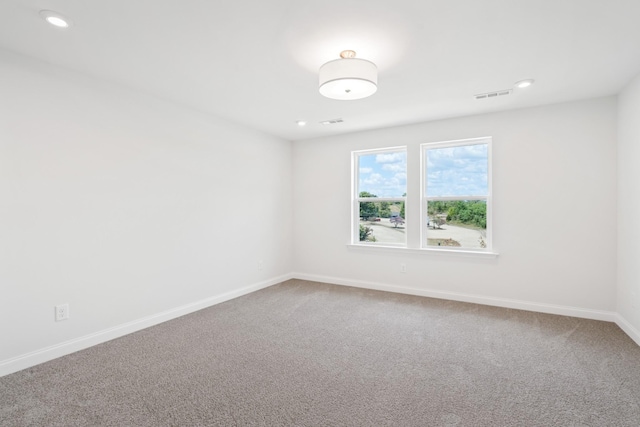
<box><xmin>515</xmin><ymin>79</ymin><xmax>534</xmax><ymax>89</ymax></box>
<box><xmin>296</xmin><ymin>120</ymin><xmax>307</xmax><ymax>127</ymax></box>
<box><xmin>40</xmin><ymin>10</ymin><xmax>71</xmax><ymax>28</ymax></box>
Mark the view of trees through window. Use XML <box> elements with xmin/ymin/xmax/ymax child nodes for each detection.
<box><xmin>424</xmin><ymin>141</ymin><xmax>490</xmax><ymax>249</ymax></box>
<box><xmin>426</xmin><ymin>200</ymin><xmax>487</xmax><ymax>248</ymax></box>
<box><xmin>359</xmin><ymin>193</ymin><xmax>405</xmax><ymax>220</ymax></box>
<box><xmin>356</xmin><ymin>149</ymin><xmax>406</xmax><ymax>245</ymax></box>
<box><xmin>354</xmin><ymin>139</ymin><xmax>491</xmax><ymax>250</ymax></box>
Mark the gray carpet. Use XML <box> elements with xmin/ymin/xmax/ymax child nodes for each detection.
<box><xmin>1</xmin><ymin>279</ymin><xmax>640</xmax><ymax>426</ymax></box>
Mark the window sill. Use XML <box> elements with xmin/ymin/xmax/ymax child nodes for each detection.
<box><xmin>346</xmin><ymin>244</ymin><xmax>499</xmax><ymax>258</ymax></box>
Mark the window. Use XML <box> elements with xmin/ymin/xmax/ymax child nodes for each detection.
<box><xmin>422</xmin><ymin>138</ymin><xmax>491</xmax><ymax>251</ymax></box>
<box><xmin>352</xmin><ymin>147</ymin><xmax>407</xmax><ymax>246</ymax></box>
<box><xmin>351</xmin><ymin>138</ymin><xmax>492</xmax><ymax>253</ymax></box>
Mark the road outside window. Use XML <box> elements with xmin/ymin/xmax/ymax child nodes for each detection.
<box><xmin>354</xmin><ymin>148</ymin><xmax>407</xmax><ymax>246</ymax></box>
<box><xmin>423</xmin><ymin>138</ymin><xmax>491</xmax><ymax>250</ymax></box>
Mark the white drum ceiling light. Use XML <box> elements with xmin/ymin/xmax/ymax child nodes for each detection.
<box><xmin>319</xmin><ymin>50</ymin><xmax>377</xmax><ymax>100</ymax></box>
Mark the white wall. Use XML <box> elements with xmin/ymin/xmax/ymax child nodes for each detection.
<box><xmin>617</xmin><ymin>73</ymin><xmax>640</xmax><ymax>340</ymax></box>
<box><xmin>1</xmin><ymin>45</ymin><xmax>632</xmax><ymax>376</ymax></box>
<box><xmin>293</xmin><ymin>98</ymin><xmax>618</xmax><ymax>316</ymax></box>
<box><xmin>0</xmin><ymin>49</ymin><xmax>293</xmax><ymax>372</ymax></box>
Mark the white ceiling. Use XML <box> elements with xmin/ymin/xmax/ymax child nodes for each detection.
<box><xmin>1</xmin><ymin>0</ymin><xmax>640</xmax><ymax>141</ymax></box>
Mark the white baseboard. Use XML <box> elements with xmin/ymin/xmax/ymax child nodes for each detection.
<box><xmin>0</xmin><ymin>273</ymin><xmax>293</xmax><ymax>378</ymax></box>
<box><xmin>614</xmin><ymin>314</ymin><xmax>640</xmax><ymax>347</ymax></box>
<box><xmin>3</xmin><ymin>272</ymin><xmax>636</xmax><ymax>378</ymax></box>
<box><xmin>292</xmin><ymin>272</ymin><xmax>618</xmax><ymax>322</ymax></box>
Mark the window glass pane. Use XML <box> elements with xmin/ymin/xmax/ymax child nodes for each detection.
<box><xmin>359</xmin><ymin>202</ymin><xmax>406</xmax><ymax>245</ymax></box>
<box><xmin>359</xmin><ymin>200</ymin><xmax>405</xmax><ymax>220</ymax></box>
<box><xmin>358</xmin><ymin>151</ymin><xmax>407</xmax><ymax>198</ymax></box>
<box><xmin>426</xmin><ymin>144</ymin><xmax>488</xmax><ymax>197</ymax></box>
<box><xmin>426</xmin><ymin>200</ymin><xmax>487</xmax><ymax>249</ymax></box>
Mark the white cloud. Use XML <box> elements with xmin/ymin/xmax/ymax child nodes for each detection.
<box><xmin>363</xmin><ymin>173</ymin><xmax>384</xmax><ymax>187</ymax></box>
<box><xmin>382</xmin><ymin>163</ymin><xmax>406</xmax><ymax>173</ymax></box>
<box><xmin>425</xmin><ymin>143</ymin><xmax>488</xmax><ymax>196</ymax></box>
<box><xmin>376</xmin><ymin>152</ymin><xmax>406</xmax><ymax>163</ymax></box>
<box><xmin>394</xmin><ymin>172</ymin><xmax>407</xmax><ymax>182</ymax></box>
<box><xmin>358</xmin><ymin>151</ymin><xmax>407</xmax><ymax>197</ymax></box>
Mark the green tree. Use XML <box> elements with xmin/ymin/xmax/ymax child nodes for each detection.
<box><xmin>379</xmin><ymin>201</ymin><xmax>391</xmax><ymax>218</ymax></box>
<box><xmin>359</xmin><ymin>224</ymin><xmax>376</xmax><ymax>242</ymax></box>
<box><xmin>437</xmin><ymin>200</ymin><xmax>486</xmax><ymax>228</ymax></box>
<box><xmin>427</xmin><ymin>201</ymin><xmax>448</xmax><ymax>229</ymax></box>
<box><xmin>359</xmin><ymin>191</ymin><xmax>379</xmax><ymax>219</ymax></box>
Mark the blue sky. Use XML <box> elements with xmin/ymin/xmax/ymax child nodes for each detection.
<box><xmin>358</xmin><ymin>144</ymin><xmax>488</xmax><ymax>198</ymax></box>
<box><xmin>426</xmin><ymin>144</ymin><xmax>488</xmax><ymax>197</ymax></box>
<box><xmin>358</xmin><ymin>151</ymin><xmax>407</xmax><ymax>198</ymax></box>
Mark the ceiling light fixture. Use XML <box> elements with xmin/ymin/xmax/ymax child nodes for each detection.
<box><xmin>296</xmin><ymin>120</ymin><xmax>307</xmax><ymax>126</ymax></box>
<box><xmin>319</xmin><ymin>50</ymin><xmax>377</xmax><ymax>100</ymax></box>
<box><xmin>40</xmin><ymin>10</ymin><xmax>71</xmax><ymax>28</ymax></box>
<box><xmin>515</xmin><ymin>79</ymin><xmax>534</xmax><ymax>88</ymax></box>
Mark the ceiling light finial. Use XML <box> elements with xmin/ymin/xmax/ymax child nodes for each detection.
<box><xmin>319</xmin><ymin>50</ymin><xmax>377</xmax><ymax>101</ymax></box>
<box><xmin>340</xmin><ymin>50</ymin><xmax>356</xmax><ymax>59</ymax></box>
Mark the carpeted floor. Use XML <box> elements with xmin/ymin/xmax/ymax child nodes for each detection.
<box><xmin>1</xmin><ymin>279</ymin><xmax>639</xmax><ymax>426</ymax></box>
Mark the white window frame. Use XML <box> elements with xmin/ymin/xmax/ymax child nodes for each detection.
<box><xmin>352</xmin><ymin>146</ymin><xmax>407</xmax><ymax>247</ymax></box>
<box><xmin>420</xmin><ymin>137</ymin><xmax>492</xmax><ymax>252</ymax></box>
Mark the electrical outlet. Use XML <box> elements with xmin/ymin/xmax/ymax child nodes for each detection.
<box><xmin>258</xmin><ymin>260</ymin><xmax>264</xmax><ymax>271</ymax></box>
<box><xmin>55</xmin><ymin>304</ymin><xmax>69</xmax><ymax>321</ymax></box>
<box><xmin>400</xmin><ymin>263</ymin><xmax>407</xmax><ymax>273</ymax></box>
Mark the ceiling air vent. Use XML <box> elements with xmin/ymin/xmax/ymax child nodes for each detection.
<box><xmin>320</xmin><ymin>118</ymin><xmax>344</xmax><ymax>125</ymax></box>
<box><xmin>475</xmin><ymin>89</ymin><xmax>512</xmax><ymax>100</ymax></box>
